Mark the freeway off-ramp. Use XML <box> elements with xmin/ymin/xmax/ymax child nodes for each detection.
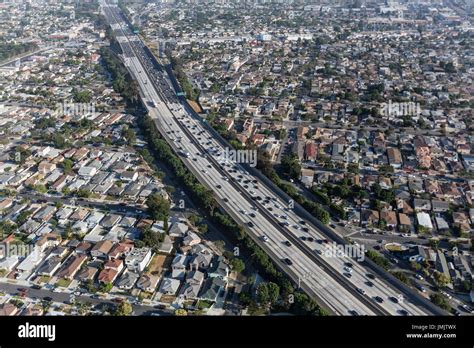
<box><xmin>100</xmin><ymin>0</ymin><xmax>446</xmax><ymax>316</ymax></box>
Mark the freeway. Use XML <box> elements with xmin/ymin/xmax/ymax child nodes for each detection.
<box><xmin>100</xmin><ymin>1</ymin><xmax>444</xmax><ymax>316</ymax></box>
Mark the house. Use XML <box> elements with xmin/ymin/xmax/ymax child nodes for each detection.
<box><xmin>158</xmin><ymin>277</ymin><xmax>180</xmax><ymax>295</ymax></box>
<box><xmin>86</xmin><ymin>211</ymin><xmax>105</xmax><ymax>226</ymax></box>
<box><xmin>347</xmin><ymin>210</ymin><xmax>360</xmax><ymax>224</ymax></box>
<box><xmin>408</xmin><ymin>177</ymin><xmax>424</xmax><ymax>193</ymax></box>
<box><xmin>158</xmin><ymin>235</ymin><xmax>173</xmax><ymax>254</ymax></box>
<box><xmin>179</xmin><ymin>270</ymin><xmax>204</xmax><ymax>299</ymax></box>
<box><xmin>452</xmin><ymin>212</ymin><xmax>471</xmax><ymax>232</ymax></box>
<box><xmin>380</xmin><ymin>210</ymin><xmax>397</xmax><ymax>229</ymax></box>
<box><xmin>77</xmin><ymin>266</ymin><xmax>99</xmax><ymax>282</ymax></box>
<box><xmin>38</xmin><ymin>161</ymin><xmax>56</xmax><ymax>175</ymax></box>
<box><xmin>136</xmin><ymin>274</ymin><xmax>160</xmax><ymax>292</ymax></box>
<box><xmin>171</xmin><ymin>254</ymin><xmax>189</xmax><ymax>280</ymax></box>
<box><xmin>78</xmin><ymin>166</ymin><xmax>97</xmax><ymax>178</ymax></box>
<box><xmin>396</xmin><ymin>198</ymin><xmax>413</xmax><ymax>215</ymax></box>
<box><xmin>125</xmin><ymin>247</ymin><xmax>152</xmax><ymax>273</ymax></box>
<box><xmin>56</xmin><ymin>254</ymin><xmax>87</xmax><ymax>279</ymax></box>
<box><xmin>90</xmin><ymin>240</ymin><xmax>114</xmax><ymax>259</ymax></box>
<box><xmin>413</xmin><ymin>199</ymin><xmax>432</xmax><ymax>212</ymax></box>
<box><xmin>432</xmin><ymin>200</ymin><xmax>450</xmax><ymax>213</ymax></box>
<box><xmin>70</xmin><ymin>208</ymin><xmax>89</xmax><ymax>221</ymax></box>
<box><xmin>35</xmin><ymin>233</ymin><xmax>61</xmax><ymax>252</ymax></box>
<box><xmin>190</xmin><ymin>252</ymin><xmax>213</xmax><ymax>271</ymax></box>
<box><xmin>169</xmin><ymin>222</ymin><xmax>188</xmax><ymax>238</ymax></box>
<box><xmin>361</xmin><ymin>209</ymin><xmax>379</xmax><ymax>226</ymax></box>
<box><xmin>117</xmin><ymin>270</ymin><xmax>139</xmax><ymax>290</ymax></box>
<box><xmin>0</xmin><ymin>198</ymin><xmax>13</xmax><ymax>211</ymax></box>
<box><xmin>36</xmin><ymin>256</ymin><xmax>62</xmax><ymax>276</ymax></box>
<box><xmin>104</xmin><ymin>259</ymin><xmax>124</xmax><ymax>273</ymax></box>
<box><xmin>300</xmin><ymin>168</ymin><xmax>315</xmax><ymax>187</ymax></box>
<box><xmin>100</xmin><ymin>214</ymin><xmax>122</xmax><ymax>228</ymax></box>
<box><xmin>22</xmin><ymin>305</ymin><xmax>44</xmax><ymax>316</ymax></box>
<box><xmin>33</xmin><ymin>205</ymin><xmax>56</xmax><ymax>222</ymax></box>
<box><xmin>199</xmin><ymin>277</ymin><xmax>226</xmax><ymax>302</ymax></box>
<box><xmin>417</xmin><ymin>212</ymin><xmax>433</xmax><ymax>230</ymax></box>
<box><xmin>109</xmin><ymin>240</ymin><xmax>134</xmax><ymax>259</ymax></box>
<box><xmin>76</xmin><ymin>241</ymin><xmax>93</xmax><ymax>254</ymax></box>
<box><xmin>0</xmin><ymin>303</ymin><xmax>18</xmax><ymax>316</ymax></box>
<box><xmin>97</xmin><ymin>268</ymin><xmax>119</xmax><ymax>284</ymax></box>
<box><xmin>120</xmin><ymin>171</ymin><xmax>138</xmax><ymax>182</ymax></box>
<box><xmin>16</xmin><ymin>246</ymin><xmax>44</xmax><ymax>273</ymax></box>
<box><xmin>435</xmin><ymin>217</ymin><xmax>450</xmax><ymax>233</ymax></box>
<box><xmin>386</xmin><ymin>147</ymin><xmax>402</xmax><ymax>168</ymax></box>
<box><xmin>182</xmin><ymin>231</ymin><xmax>201</xmax><ymax>247</ymax></box>
<box><xmin>208</xmin><ymin>256</ymin><xmax>229</xmax><ymax>280</ymax></box>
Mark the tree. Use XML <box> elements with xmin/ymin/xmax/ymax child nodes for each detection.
<box><xmin>256</xmin><ymin>283</ymin><xmax>270</xmax><ymax>304</ymax></box>
<box><xmin>121</xmin><ymin>126</ymin><xmax>136</xmax><ymax>146</ymax></box>
<box><xmin>114</xmin><ymin>301</ymin><xmax>133</xmax><ymax>316</ymax></box>
<box><xmin>391</xmin><ymin>271</ymin><xmax>409</xmax><ymax>284</ymax></box>
<box><xmin>433</xmin><ymin>271</ymin><xmax>451</xmax><ymax>287</ymax></box>
<box><xmin>347</xmin><ymin>163</ymin><xmax>360</xmax><ymax>174</ymax></box>
<box><xmin>230</xmin><ymin>258</ymin><xmax>245</xmax><ymax>273</ymax></box>
<box><xmin>60</xmin><ymin>158</ymin><xmax>74</xmax><ymax>174</ymax></box>
<box><xmin>140</xmin><ymin>226</ymin><xmax>163</xmax><ymax>249</ymax></box>
<box><xmin>99</xmin><ymin>282</ymin><xmax>113</xmax><ymax>293</ymax></box>
<box><xmin>429</xmin><ymin>293</ymin><xmax>451</xmax><ymax>311</ymax></box>
<box><xmin>266</xmin><ymin>282</ymin><xmax>280</xmax><ymax>304</ymax></box>
<box><xmin>146</xmin><ymin>193</ymin><xmax>170</xmax><ymax>221</ymax></box>
<box><xmin>281</xmin><ymin>154</ymin><xmax>301</xmax><ymax>180</ymax></box>
<box><xmin>175</xmin><ymin>309</ymin><xmax>187</xmax><ymax>316</ymax></box>
<box><xmin>64</xmin><ymin>222</ymin><xmax>73</xmax><ymax>239</ymax></box>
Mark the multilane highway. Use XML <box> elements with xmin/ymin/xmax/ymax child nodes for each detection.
<box><xmin>100</xmin><ymin>0</ymin><xmax>444</xmax><ymax>316</ymax></box>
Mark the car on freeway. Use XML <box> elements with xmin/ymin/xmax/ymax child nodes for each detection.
<box><xmin>440</xmin><ymin>291</ymin><xmax>452</xmax><ymax>299</ymax></box>
<box><xmin>284</xmin><ymin>241</ymin><xmax>292</xmax><ymax>247</ymax></box>
<box><xmin>366</xmin><ymin>273</ymin><xmax>376</xmax><ymax>280</ymax></box>
<box><xmin>416</xmin><ymin>284</ymin><xmax>426</xmax><ymax>293</ymax></box>
<box><xmin>343</xmin><ymin>266</ymin><xmax>352</xmax><ymax>273</ymax></box>
<box><xmin>415</xmin><ymin>274</ymin><xmax>424</xmax><ymax>281</ymax></box>
<box><xmin>357</xmin><ymin>288</ymin><xmax>366</xmax><ymax>295</ymax></box>
<box><xmin>343</xmin><ymin>272</ymin><xmax>352</xmax><ymax>278</ymax></box>
<box><xmin>262</xmin><ymin>235</ymin><xmax>269</xmax><ymax>242</ymax></box>
<box><xmin>283</xmin><ymin>258</ymin><xmax>293</xmax><ymax>266</ymax></box>
<box><xmin>247</xmin><ymin>221</ymin><xmax>254</xmax><ymax>228</ymax></box>
<box><xmin>365</xmin><ymin>281</ymin><xmax>374</xmax><ymax>287</ymax></box>
<box><xmin>374</xmin><ymin>296</ymin><xmax>384</xmax><ymax>303</ymax></box>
